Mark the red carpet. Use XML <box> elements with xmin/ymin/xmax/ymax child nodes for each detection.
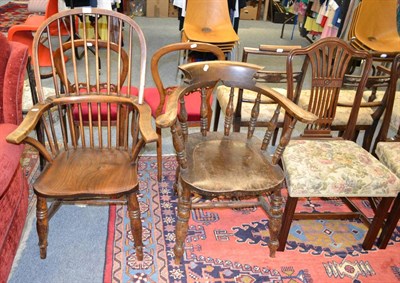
<box><xmin>104</xmin><ymin>156</ymin><xmax>400</xmax><ymax>282</ymax></box>
<box><xmin>0</xmin><ymin>2</ymin><xmax>30</xmax><ymax>33</ymax></box>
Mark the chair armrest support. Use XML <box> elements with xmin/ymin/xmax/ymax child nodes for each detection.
<box><xmin>134</xmin><ymin>100</ymin><xmax>158</xmax><ymax>143</ymax></box>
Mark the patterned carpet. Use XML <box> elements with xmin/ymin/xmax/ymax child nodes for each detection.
<box><xmin>0</xmin><ymin>2</ymin><xmax>30</xmax><ymax>33</ymax></box>
<box><xmin>104</xmin><ymin>156</ymin><xmax>400</xmax><ymax>283</ymax></box>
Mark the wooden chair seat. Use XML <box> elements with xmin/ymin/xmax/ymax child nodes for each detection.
<box><xmin>181</xmin><ymin>132</ymin><xmax>284</xmax><ymax>195</ymax></box>
<box><xmin>34</xmin><ymin>148</ymin><xmax>138</xmax><ymax>197</ymax></box>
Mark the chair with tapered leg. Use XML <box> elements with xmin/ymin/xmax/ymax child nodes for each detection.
<box><xmin>278</xmin><ymin>38</ymin><xmax>400</xmax><ymax>252</ymax></box>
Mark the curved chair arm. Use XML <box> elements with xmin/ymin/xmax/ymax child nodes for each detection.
<box><xmin>8</xmin><ymin>24</ymin><xmax>42</xmax><ymax>40</ymax></box>
<box><xmin>252</xmin><ymin>84</ymin><xmax>317</xmax><ymax>124</ymax></box>
<box><xmin>133</xmin><ymin>99</ymin><xmax>159</xmax><ymax>143</ymax></box>
<box><xmin>6</xmin><ymin>102</ymin><xmax>54</xmax><ymax>162</ymax></box>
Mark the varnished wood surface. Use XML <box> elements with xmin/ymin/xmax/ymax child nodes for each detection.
<box><xmin>181</xmin><ymin>132</ymin><xmax>284</xmax><ymax>196</ymax></box>
<box><xmin>156</xmin><ymin>60</ymin><xmax>317</xmax><ymax>264</ymax></box>
<box><xmin>34</xmin><ymin>148</ymin><xmax>138</xmax><ymax>197</ymax></box>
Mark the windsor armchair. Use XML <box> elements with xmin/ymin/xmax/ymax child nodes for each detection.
<box><xmin>6</xmin><ymin>8</ymin><xmax>157</xmax><ymax>260</ymax></box>
<box><xmin>156</xmin><ymin>60</ymin><xmax>317</xmax><ymax>264</ymax></box>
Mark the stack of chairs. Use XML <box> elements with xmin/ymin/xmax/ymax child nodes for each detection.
<box><xmin>181</xmin><ymin>0</ymin><xmax>239</xmax><ymax>60</ymax></box>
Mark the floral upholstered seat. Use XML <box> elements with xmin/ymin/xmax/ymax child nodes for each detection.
<box><xmin>376</xmin><ymin>142</ymin><xmax>400</xmax><ymax>179</ymax></box>
<box><xmin>283</xmin><ymin>139</ymin><xmax>400</xmax><ymax>198</ymax></box>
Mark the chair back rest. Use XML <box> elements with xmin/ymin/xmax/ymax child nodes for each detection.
<box><xmin>150</xmin><ymin>42</ymin><xmax>225</xmax><ymax>117</ymax></box>
<box><xmin>286</xmin><ymin>37</ymin><xmax>372</xmax><ymax>140</ymax></box>
<box><xmin>374</xmin><ymin>54</ymin><xmax>400</xmax><ymax>144</ymax></box>
<box><xmin>30</xmin><ymin>8</ymin><xmax>149</xmax><ymax>156</ymax></box>
<box><xmin>355</xmin><ymin>0</ymin><xmax>398</xmax><ymax>43</ymax></box>
<box><xmin>33</xmin><ymin>8</ymin><xmax>146</xmax><ymax>103</ymax></box>
<box><xmin>183</xmin><ymin>0</ymin><xmax>239</xmax><ymax>43</ymax></box>
<box><xmin>157</xmin><ymin>61</ymin><xmax>316</xmax><ymax>166</ymax></box>
<box><xmin>45</xmin><ymin>0</ymin><xmax>58</xmax><ymax>19</ymax></box>
<box><xmin>185</xmin><ymin>0</ymin><xmax>232</xmax><ymax>30</ymax></box>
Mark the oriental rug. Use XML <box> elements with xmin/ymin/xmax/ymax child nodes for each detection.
<box><xmin>0</xmin><ymin>2</ymin><xmax>29</xmax><ymax>33</ymax></box>
<box><xmin>104</xmin><ymin>156</ymin><xmax>400</xmax><ymax>283</ymax></box>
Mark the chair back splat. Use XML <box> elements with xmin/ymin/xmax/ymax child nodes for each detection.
<box><xmin>156</xmin><ymin>60</ymin><xmax>317</xmax><ymax>264</ymax></box>
<box><xmin>6</xmin><ymin>8</ymin><xmax>157</xmax><ymax>261</ymax></box>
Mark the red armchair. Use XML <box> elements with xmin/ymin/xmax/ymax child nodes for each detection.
<box><xmin>0</xmin><ymin>33</ymin><xmax>29</xmax><ymax>282</ymax></box>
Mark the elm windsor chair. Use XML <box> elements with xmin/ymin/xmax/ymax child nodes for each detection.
<box><xmin>155</xmin><ymin>60</ymin><xmax>317</xmax><ymax>264</ymax></box>
<box><xmin>373</xmin><ymin>54</ymin><xmax>400</xmax><ymax>249</ymax></box>
<box><xmin>6</xmin><ymin>8</ymin><xmax>158</xmax><ymax>260</ymax></box>
<box><xmin>278</xmin><ymin>38</ymin><xmax>400</xmax><ymax>252</ymax></box>
<box><xmin>144</xmin><ymin>42</ymin><xmax>225</xmax><ymax>181</ymax></box>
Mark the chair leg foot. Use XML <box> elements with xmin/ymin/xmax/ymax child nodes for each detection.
<box><xmin>362</xmin><ymin>197</ymin><xmax>393</xmax><ymax>250</ymax></box>
<box><xmin>36</xmin><ymin>196</ymin><xmax>48</xmax><ymax>259</ymax></box>
<box><xmin>127</xmin><ymin>192</ymin><xmax>144</xmax><ymax>261</ymax></box>
<box><xmin>157</xmin><ymin>129</ymin><xmax>162</xmax><ymax>182</ymax></box>
<box><xmin>174</xmin><ymin>182</ymin><xmax>191</xmax><ymax>264</ymax></box>
<box><xmin>278</xmin><ymin>195</ymin><xmax>298</xmax><ymax>252</ymax></box>
<box><xmin>268</xmin><ymin>190</ymin><xmax>283</xmax><ymax>257</ymax></box>
<box><xmin>377</xmin><ymin>194</ymin><xmax>400</xmax><ymax>249</ymax></box>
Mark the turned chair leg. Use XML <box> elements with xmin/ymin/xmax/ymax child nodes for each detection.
<box><xmin>268</xmin><ymin>189</ymin><xmax>283</xmax><ymax>257</ymax></box>
<box><xmin>278</xmin><ymin>195</ymin><xmax>298</xmax><ymax>251</ymax></box>
<box><xmin>174</xmin><ymin>182</ymin><xmax>191</xmax><ymax>264</ymax></box>
<box><xmin>36</xmin><ymin>196</ymin><xmax>49</xmax><ymax>259</ymax></box>
<box><xmin>362</xmin><ymin>197</ymin><xmax>394</xmax><ymax>250</ymax></box>
<box><xmin>378</xmin><ymin>193</ymin><xmax>400</xmax><ymax>249</ymax></box>
<box><xmin>127</xmin><ymin>192</ymin><xmax>144</xmax><ymax>261</ymax></box>
<box><xmin>156</xmin><ymin>127</ymin><xmax>162</xmax><ymax>182</ymax></box>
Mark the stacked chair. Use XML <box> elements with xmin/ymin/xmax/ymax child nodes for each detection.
<box><xmin>6</xmin><ymin>8</ymin><xmax>157</xmax><ymax>260</ymax></box>
<box><xmin>349</xmin><ymin>0</ymin><xmax>400</xmax><ymax>56</ymax></box>
<box><xmin>180</xmin><ymin>0</ymin><xmax>239</xmax><ymax>60</ymax></box>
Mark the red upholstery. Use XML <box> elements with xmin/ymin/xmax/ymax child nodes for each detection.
<box><xmin>0</xmin><ymin>33</ymin><xmax>29</xmax><ymax>282</ymax></box>
<box><xmin>72</xmin><ymin>87</ymin><xmax>139</xmax><ymax>121</ymax></box>
<box><xmin>144</xmin><ymin>87</ymin><xmax>211</xmax><ymax>120</ymax></box>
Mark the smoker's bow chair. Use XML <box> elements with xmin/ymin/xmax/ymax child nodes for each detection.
<box><xmin>278</xmin><ymin>38</ymin><xmax>400</xmax><ymax>251</ymax></box>
<box><xmin>145</xmin><ymin>42</ymin><xmax>225</xmax><ymax>181</ymax></box>
<box><xmin>155</xmin><ymin>60</ymin><xmax>317</xmax><ymax>264</ymax></box>
<box><xmin>374</xmin><ymin>54</ymin><xmax>400</xmax><ymax>249</ymax></box>
<box><xmin>6</xmin><ymin>8</ymin><xmax>158</xmax><ymax>260</ymax></box>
